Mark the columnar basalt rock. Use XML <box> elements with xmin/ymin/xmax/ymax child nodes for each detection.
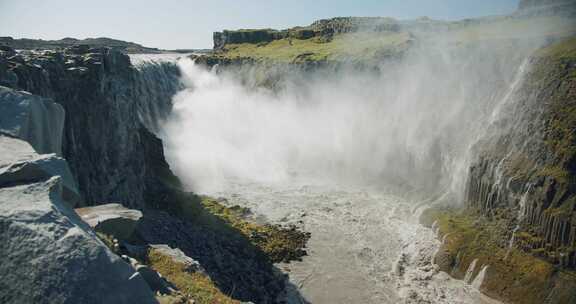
<box><xmin>465</xmin><ymin>38</ymin><xmax>576</xmax><ymax>268</ymax></box>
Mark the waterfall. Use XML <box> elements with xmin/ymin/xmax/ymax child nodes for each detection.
<box><xmin>130</xmin><ymin>54</ymin><xmax>183</xmax><ymax>133</ymax></box>
<box><xmin>471</xmin><ymin>265</ymin><xmax>489</xmax><ymax>290</ymax></box>
<box><xmin>464</xmin><ymin>259</ymin><xmax>479</xmax><ymax>284</ymax></box>
<box><xmin>505</xmin><ymin>184</ymin><xmax>533</xmax><ymax>259</ymax></box>
<box><xmin>164</xmin><ymin>38</ymin><xmax>540</xmax><ymax>197</ymax></box>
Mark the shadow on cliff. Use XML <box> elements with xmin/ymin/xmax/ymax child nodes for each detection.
<box><xmin>136</xmin><ymin>192</ymin><xmax>310</xmax><ymax>304</ymax></box>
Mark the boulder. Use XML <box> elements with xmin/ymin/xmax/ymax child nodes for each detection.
<box><xmin>0</xmin><ymin>176</ymin><xmax>158</xmax><ymax>304</ymax></box>
<box><xmin>76</xmin><ymin>203</ymin><xmax>143</xmax><ymax>240</ymax></box>
<box><xmin>150</xmin><ymin>244</ymin><xmax>205</xmax><ymax>274</ymax></box>
<box><xmin>0</xmin><ymin>86</ymin><xmax>65</xmax><ymax>155</ymax></box>
<box><xmin>0</xmin><ymin>136</ymin><xmax>79</xmax><ymax>207</ymax></box>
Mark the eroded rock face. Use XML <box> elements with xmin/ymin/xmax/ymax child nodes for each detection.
<box><xmin>0</xmin><ymin>177</ymin><xmax>157</xmax><ymax>304</ymax></box>
<box><xmin>0</xmin><ymin>59</ymin><xmax>159</xmax><ymax>303</ymax></box>
<box><xmin>465</xmin><ymin>38</ymin><xmax>576</xmax><ymax>268</ymax></box>
<box><xmin>0</xmin><ymin>45</ymin><xmax>182</xmax><ymax>209</ymax></box>
<box><xmin>76</xmin><ymin>203</ymin><xmax>143</xmax><ymax>240</ymax></box>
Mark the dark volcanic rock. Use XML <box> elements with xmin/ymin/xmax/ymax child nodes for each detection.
<box><xmin>0</xmin><ymin>47</ymin><xmax>182</xmax><ymax>209</ymax></box>
<box><xmin>138</xmin><ymin>209</ymin><xmax>287</xmax><ymax>303</ymax></box>
<box><xmin>212</xmin><ymin>17</ymin><xmax>400</xmax><ymax>50</ymax></box>
<box><xmin>465</xmin><ymin>38</ymin><xmax>576</xmax><ymax>269</ymax></box>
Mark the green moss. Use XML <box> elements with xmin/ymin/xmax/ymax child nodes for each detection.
<box><xmin>199</xmin><ymin>196</ymin><xmax>310</xmax><ymax>263</ymax></box>
<box><xmin>147</xmin><ymin>249</ymin><xmax>240</xmax><ymax>304</ymax></box>
<box><xmin>537</xmin><ymin>165</ymin><xmax>570</xmax><ymax>184</ymax></box>
<box><xmin>421</xmin><ymin>207</ymin><xmax>576</xmax><ymax>304</ymax></box>
<box><xmin>545</xmin><ymin>196</ymin><xmax>576</xmax><ymax>219</ymax></box>
<box><xmin>219</xmin><ymin>31</ymin><xmax>412</xmax><ymax>63</ymax></box>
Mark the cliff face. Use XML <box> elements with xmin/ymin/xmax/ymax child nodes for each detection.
<box><xmin>0</xmin><ymin>85</ymin><xmax>158</xmax><ymax>303</ymax></box>
<box><xmin>467</xmin><ymin>37</ymin><xmax>576</xmax><ymax>268</ymax></box>
<box><xmin>213</xmin><ymin>17</ymin><xmax>401</xmax><ymax>50</ymax></box>
<box><xmin>422</xmin><ymin>37</ymin><xmax>576</xmax><ymax>304</ymax></box>
<box><xmin>0</xmin><ymin>46</ymin><xmax>182</xmax><ymax>209</ymax></box>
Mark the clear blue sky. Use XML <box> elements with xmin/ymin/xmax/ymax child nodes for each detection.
<box><xmin>0</xmin><ymin>0</ymin><xmax>519</xmax><ymax>49</ymax></box>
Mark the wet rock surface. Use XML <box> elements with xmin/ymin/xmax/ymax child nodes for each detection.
<box><xmin>466</xmin><ymin>38</ymin><xmax>576</xmax><ymax>269</ymax></box>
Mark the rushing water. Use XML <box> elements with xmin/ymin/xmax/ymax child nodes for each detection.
<box><xmin>207</xmin><ymin>180</ymin><xmax>500</xmax><ymax>303</ymax></box>
<box><xmin>157</xmin><ymin>35</ymin><xmax>543</xmax><ymax>303</ymax></box>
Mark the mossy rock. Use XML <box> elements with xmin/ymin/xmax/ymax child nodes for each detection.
<box><xmin>147</xmin><ymin>248</ymin><xmax>240</xmax><ymax>304</ymax></box>
<box><xmin>421</xmin><ymin>207</ymin><xmax>576</xmax><ymax>304</ymax></box>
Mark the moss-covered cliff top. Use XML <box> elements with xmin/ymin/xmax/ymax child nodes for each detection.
<box><xmin>221</xmin><ymin>31</ymin><xmax>412</xmax><ymax>63</ymax></box>
<box><xmin>204</xmin><ymin>14</ymin><xmax>575</xmax><ymax>65</ymax></box>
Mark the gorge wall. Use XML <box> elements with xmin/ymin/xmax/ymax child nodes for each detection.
<box><xmin>422</xmin><ymin>37</ymin><xmax>576</xmax><ymax>304</ymax></box>
<box><xmin>467</xmin><ymin>38</ymin><xmax>576</xmax><ymax>268</ymax></box>
<box><xmin>1</xmin><ymin>45</ymin><xmax>182</xmax><ymax>209</ymax></box>
<box><xmin>0</xmin><ymin>44</ymin><xmax>302</xmax><ymax>303</ymax></box>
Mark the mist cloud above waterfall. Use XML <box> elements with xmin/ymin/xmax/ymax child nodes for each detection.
<box><xmin>163</xmin><ymin>33</ymin><xmax>546</xmax><ymax>198</ymax></box>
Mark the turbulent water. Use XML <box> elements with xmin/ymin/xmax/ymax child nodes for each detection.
<box><xmin>209</xmin><ymin>181</ymin><xmax>500</xmax><ymax>304</ymax></box>
<box><xmin>157</xmin><ymin>35</ymin><xmax>544</xmax><ymax>303</ymax></box>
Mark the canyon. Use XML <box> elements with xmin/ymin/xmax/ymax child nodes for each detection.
<box><xmin>1</xmin><ymin>0</ymin><xmax>576</xmax><ymax>303</ymax></box>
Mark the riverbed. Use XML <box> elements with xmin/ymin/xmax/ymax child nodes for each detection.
<box><xmin>208</xmin><ymin>181</ymin><xmax>501</xmax><ymax>304</ymax></box>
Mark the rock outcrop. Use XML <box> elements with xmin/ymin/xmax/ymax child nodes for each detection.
<box><xmin>0</xmin><ymin>45</ymin><xmax>182</xmax><ymax>209</ymax></box>
<box><xmin>0</xmin><ymin>136</ymin><xmax>79</xmax><ymax>207</ymax></box>
<box><xmin>421</xmin><ymin>37</ymin><xmax>576</xmax><ymax>304</ymax></box>
<box><xmin>0</xmin><ymin>177</ymin><xmax>157</xmax><ymax>304</ymax></box>
<box><xmin>76</xmin><ymin>203</ymin><xmax>143</xmax><ymax>240</ymax></box>
<box><xmin>213</xmin><ymin>17</ymin><xmax>400</xmax><ymax>50</ymax></box>
<box><xmin>0</xmin><ymin>85</ymin><xmax>158</xmax><ymax>303</ymax></box>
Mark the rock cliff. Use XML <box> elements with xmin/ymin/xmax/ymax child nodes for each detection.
<box><xmin>467</xmin><ymin>37</ymin><xmax>576</xmax><ymax>270</ymax></box>
<box><xmin>213</xmin><ymin>17</ymin><xmax>401</xmax><ymax>50</ymax></box>
<box><xmin>0</xmin><ymin>45</ymin><xmax>182</xmax><ymax>208</ymax></box>
<box><xmin>0</xmin><ymin>85</ymin><xmax>158</xmax><ymax>303</ymax></box>
<box><xmin>422</xmin><ymin>37</ymin><xmax>576</xmax><ymax>304</ymax></box>
<box><xmin>0</xmin><ymin>44</ymin><xmax>304</xmax><ymax>303</ymax></box>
